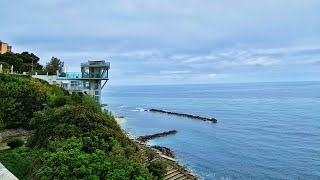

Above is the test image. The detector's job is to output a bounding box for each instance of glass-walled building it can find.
[33,60,110,102]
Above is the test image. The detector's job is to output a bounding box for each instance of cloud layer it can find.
[1,0,320,85]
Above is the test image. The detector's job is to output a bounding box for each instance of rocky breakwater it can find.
[136,130,177,142]
[134,131,198,179]
[148,109,218,123]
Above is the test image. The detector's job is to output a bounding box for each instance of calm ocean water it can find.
[102,82,320,180]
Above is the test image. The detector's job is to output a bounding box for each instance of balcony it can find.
[58,72,108,79]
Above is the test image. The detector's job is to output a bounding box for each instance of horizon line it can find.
[106,80,320,87]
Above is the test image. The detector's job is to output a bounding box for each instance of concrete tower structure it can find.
[33,60,110,103]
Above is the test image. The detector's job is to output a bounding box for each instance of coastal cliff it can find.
[0,74,168,180]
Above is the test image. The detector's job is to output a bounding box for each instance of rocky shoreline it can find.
[115,112,198,179]
[148,108,218,123]
[151,145,175,158]
[129,132,198,180]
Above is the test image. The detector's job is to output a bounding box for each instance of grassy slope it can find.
[0,147,47,180]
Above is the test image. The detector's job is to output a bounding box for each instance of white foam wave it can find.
[132,108,147,112]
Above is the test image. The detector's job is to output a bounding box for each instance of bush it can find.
[0,74,47,128]
[7,138,25,149]
[37,137,151,180]
[0,118,4,130]
[147,160,167,180]
[48,95,70,108]
[28,105,123,149]
[0,61,10,70]
[81,95,101,113]
[0,147,47,180]
[145,148,157,161]
[27,104,152,179]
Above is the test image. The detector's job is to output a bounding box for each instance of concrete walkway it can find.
[0,163,18,180]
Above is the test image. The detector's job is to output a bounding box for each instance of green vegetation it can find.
[37,137,151,180]
[7,138,24,149]
[147,160,167,180]
[0,52,63,75]
[0,74,167,179]
[45,56,64,75]
[0,52,43,73]
[0,147,47,180]
[0,75,47,128]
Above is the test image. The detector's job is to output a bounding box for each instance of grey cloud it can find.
[1,0,320,85]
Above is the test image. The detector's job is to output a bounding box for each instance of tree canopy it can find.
[0,75,47,128]
[0,52,43,73]
[45,57,64,75]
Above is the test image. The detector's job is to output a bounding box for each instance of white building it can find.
[33,60,110,102]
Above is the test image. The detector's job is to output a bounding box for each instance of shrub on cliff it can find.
[37,137,151,180]
[147,159,167,180]
[0,74,47,128]
[0,147,47,180]
[81,95,102,112]
[28,105,123,149]
[7,138,25,149]
[145,148,157,161]
[48,95,71,108]
[0,74,72,128]
[27,103,154,179]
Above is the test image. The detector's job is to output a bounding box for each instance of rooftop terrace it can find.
[81,61,110,69]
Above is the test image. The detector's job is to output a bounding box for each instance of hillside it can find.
[0,74,166,180]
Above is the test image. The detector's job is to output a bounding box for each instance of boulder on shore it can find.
[151,145,175,158]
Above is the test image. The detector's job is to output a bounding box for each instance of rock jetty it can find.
[137,130,177,142]
[148,109,218,123]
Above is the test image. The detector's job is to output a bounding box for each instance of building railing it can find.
[81,61,110,68]
[58,72,108,79]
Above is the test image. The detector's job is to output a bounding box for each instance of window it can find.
[70,81,82,90]
[61,83,68,89]
[84,81,90,89]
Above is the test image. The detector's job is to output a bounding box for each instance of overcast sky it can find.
[1,0,320,85]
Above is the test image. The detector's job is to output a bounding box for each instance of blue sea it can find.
[102,82,320,180]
